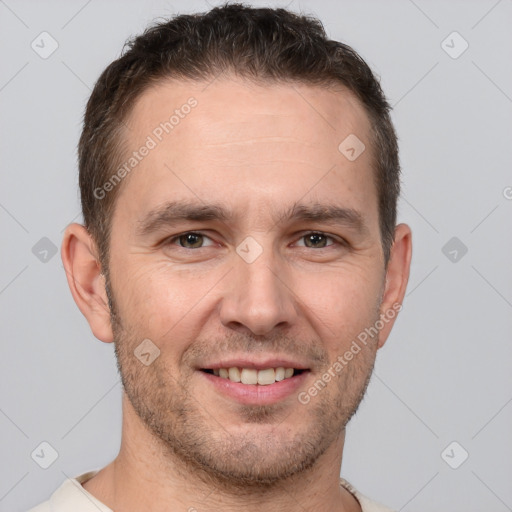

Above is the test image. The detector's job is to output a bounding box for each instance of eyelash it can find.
[165,231,345,249]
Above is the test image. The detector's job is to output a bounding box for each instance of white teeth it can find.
[213,367,298,385]
[240,368,258,385]
[228,367,241,382]
[257,368,275,385]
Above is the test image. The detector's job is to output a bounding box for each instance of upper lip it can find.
[198,357,310,371]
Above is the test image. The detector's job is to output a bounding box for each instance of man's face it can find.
[107,77,387,485]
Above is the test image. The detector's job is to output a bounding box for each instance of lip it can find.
[198,358,310,371]
[199,369,310,405]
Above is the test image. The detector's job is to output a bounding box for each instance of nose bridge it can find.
[219,239,296,335]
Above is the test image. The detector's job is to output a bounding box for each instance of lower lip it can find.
[199,370,310,405]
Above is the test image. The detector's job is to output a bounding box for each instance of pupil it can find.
[307,233,326,248]
[181,233,202,248]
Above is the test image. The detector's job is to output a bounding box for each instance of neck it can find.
[82,394,361,512]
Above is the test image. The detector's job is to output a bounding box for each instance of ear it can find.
[377,223,412,349]
[61,223,114,343]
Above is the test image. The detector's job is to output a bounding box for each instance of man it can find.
[29,3,412,511]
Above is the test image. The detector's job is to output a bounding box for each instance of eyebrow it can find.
[275,203,368,235]
[136,199,368,237]
[137,201,233,237]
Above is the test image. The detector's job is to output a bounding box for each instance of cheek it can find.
[294,266,381,345]
[112,260,217,348]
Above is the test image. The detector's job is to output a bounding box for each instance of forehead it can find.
[113,76,377,229]
[127,77,370,150]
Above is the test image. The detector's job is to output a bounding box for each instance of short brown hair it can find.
[79,2,400,268]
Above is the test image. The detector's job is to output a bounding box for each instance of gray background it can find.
[1,0,511,510]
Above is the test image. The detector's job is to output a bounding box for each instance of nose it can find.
[219,247,298,337]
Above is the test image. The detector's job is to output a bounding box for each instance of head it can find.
[63,3,411,488]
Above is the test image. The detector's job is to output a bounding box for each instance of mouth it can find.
[201,367,308,385]
[198,363,311,405]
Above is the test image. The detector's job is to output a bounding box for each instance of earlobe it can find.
[61,223,114,343]
[377,223,413,349]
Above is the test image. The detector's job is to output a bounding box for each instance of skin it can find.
[62,77,412,512]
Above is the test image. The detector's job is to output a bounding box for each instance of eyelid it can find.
[167,231,215,248]
[293,231,345,248]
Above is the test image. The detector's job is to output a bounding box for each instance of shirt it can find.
[27,470,394,512]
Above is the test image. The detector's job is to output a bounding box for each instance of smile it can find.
[202,367,306,385]
[199,365,311,405]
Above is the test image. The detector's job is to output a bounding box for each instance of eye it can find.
[170,232,215,249]
[296,232,335,249]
